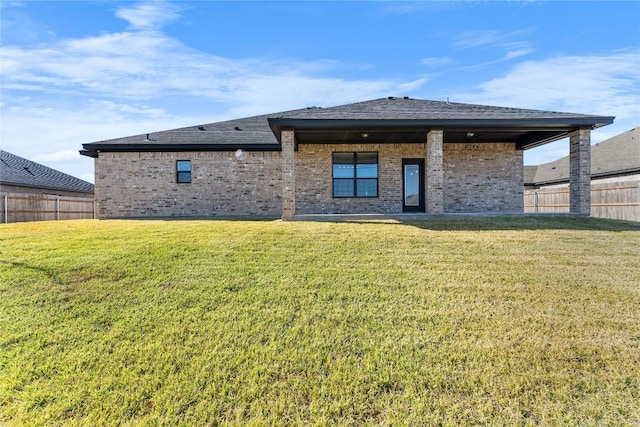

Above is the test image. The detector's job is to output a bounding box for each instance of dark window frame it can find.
[332,152,379,198]
[176,160,192,184]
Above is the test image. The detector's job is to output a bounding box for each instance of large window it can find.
[332,152,378,198]
[176,160,192,183]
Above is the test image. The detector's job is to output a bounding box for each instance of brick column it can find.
[569,127,591,215]
[94,156,101,219]
[426,129,444,214]
[281,129,296,220]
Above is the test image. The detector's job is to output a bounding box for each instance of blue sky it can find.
[1,1,639,183]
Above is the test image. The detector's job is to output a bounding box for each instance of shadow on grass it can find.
[339,216,640,232]
[90,215,640,232]
[0,259,65,285]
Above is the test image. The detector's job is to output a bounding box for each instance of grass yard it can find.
[1,217,639,426]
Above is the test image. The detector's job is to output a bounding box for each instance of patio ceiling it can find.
[287,125,579,150]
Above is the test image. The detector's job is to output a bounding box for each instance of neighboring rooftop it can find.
[525,126,640,186]
[0,150,94,194]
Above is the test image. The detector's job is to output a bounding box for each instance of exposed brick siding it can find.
[444,143,523,213]
[295,143,426,214]
[569,128,591,214]
[95,151,282,218]
[94,142,524,218]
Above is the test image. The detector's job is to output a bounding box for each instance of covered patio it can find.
[268,97,613,219]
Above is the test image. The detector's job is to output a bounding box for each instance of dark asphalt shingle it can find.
[271,97,606,120]
[0,150,94,194]
[81,97,614,155]
[525,126,640,185]
[84,108,312,148]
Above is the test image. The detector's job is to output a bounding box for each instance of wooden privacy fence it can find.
[1,193,94,223]
[525,180,640,222]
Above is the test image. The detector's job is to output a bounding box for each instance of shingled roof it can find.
[81,97,614,157]
[525,126,640,186]
[270,97,607,121]
[268,97,614,149]
[81,108,311,158]
[0,150,94,194]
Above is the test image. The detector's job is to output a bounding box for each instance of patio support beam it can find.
[281,128,296,220]
[569,127,591,215]
[426,129,444,214]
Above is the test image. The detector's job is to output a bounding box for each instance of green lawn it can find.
[1,217,639,426]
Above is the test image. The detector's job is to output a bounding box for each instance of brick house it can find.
[80,97,613,219]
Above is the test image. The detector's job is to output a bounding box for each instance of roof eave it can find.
[268,117,614,148]
[0,180,94,194]
[529,167,640,187]
[79,149,98,158]
[80,143,283,157]
[269,116,614,129]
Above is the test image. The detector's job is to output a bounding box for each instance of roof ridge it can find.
[272,97,612,120]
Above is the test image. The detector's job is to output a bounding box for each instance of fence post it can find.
[534,191,539,213]
[3,194,7,224]
[56,195,60,220]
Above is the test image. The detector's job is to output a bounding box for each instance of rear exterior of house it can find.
[81,97,613,219]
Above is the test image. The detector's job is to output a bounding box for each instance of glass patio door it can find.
[402,159,425,212]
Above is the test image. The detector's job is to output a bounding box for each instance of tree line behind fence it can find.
[1,193,94,223]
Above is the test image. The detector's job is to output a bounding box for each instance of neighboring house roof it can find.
[81,97,614,157]
[0,150,94,194]
[525,126,640,186]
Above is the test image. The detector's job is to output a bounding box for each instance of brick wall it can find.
[444,143,523,213]
[296,142,522,215]
[94,142,523,218]
[95,151,282,218]
[295,143,427,214]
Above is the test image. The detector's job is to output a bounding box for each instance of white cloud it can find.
[1,26,421,110]
[92,100,168,117]
[420,57,455,67]
[455,50,640,164]
[115,1,182,30]
[452,28,534,50]
[459,51,640,118]
[458,48,536,70]
[504,48,535,60]
[33,150,82,163]
[449,29,536,70]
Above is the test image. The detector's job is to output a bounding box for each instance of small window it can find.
[332,152,378,198]
[176,160,192,183]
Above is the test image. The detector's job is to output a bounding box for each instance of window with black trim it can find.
[176,160,192,183]
[332,152,378,197]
